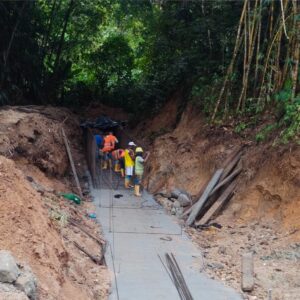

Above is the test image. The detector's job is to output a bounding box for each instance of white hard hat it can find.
[128,141,136,146]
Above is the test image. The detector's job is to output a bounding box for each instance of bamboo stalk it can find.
[291,0,299,99]
[237,0,259,112]
[257,13,293,108]
[280,0,289,39]
[270,0,274,38]
[254,0,262,90]
[211,0,247,122]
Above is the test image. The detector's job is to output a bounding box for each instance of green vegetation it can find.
[0,0,299,141]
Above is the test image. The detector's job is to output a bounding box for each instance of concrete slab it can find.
[92,186,242,300]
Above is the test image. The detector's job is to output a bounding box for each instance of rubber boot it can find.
[102,161,107,170]
[134,185,141,197]
[108,159,112,169]
[120,169,125,178]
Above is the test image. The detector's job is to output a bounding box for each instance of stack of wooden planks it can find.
[185,148,243,227]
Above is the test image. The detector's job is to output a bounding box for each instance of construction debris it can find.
[186,169,223,226]
[180,149,244,226]
[195,180,238,226]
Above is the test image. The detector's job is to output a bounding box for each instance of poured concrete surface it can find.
[93,184,242,300]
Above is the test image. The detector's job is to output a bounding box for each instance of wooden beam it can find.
[61,127,83,198]
[196,180,237,226]
[186,169,223,226]
[219,150,242,181]
[209,166,242,197]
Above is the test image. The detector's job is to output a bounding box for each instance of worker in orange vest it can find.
[101,131,118,169]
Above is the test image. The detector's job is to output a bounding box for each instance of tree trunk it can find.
[52,0,74,74]
[3,2,26,67]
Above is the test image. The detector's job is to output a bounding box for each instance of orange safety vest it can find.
[102,134,117,152]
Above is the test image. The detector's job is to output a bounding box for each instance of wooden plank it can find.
[219,150,242,181]
[241,252,254,292]
[208,166,242,197]
[186,169,223,226]
[196,180,237,226]
[183,166,241,220]
[61,127,83,198]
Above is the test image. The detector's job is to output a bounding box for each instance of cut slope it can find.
[141,103,300,299]
[0,106,82,176]
[0,106,109,299]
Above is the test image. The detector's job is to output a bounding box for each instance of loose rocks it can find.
[0,251,20,283]
[0,252,36,300]
[0,283,29,300]
[15,265,37,300]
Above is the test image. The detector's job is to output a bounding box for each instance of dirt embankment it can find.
[138,102,300,299]
[0,106,82,176]
[0,107,109,299]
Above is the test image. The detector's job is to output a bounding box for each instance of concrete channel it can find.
[92,170,242,300]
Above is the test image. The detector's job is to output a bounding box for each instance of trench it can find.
[83,126,242,300]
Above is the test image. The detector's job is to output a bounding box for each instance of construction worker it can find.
[124,141,136,188]
[111,148,125,176]
[134,147,150,197]
[101,131,118,169]
[94,133,103,159]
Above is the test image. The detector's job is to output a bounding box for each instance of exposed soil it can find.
[138,102,300,299]
[0,107,109,299]
[0,106,82,176]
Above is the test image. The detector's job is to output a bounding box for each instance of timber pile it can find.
[185,148,243,227]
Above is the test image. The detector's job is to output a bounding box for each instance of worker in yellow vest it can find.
[134,147,150,197]
[124,141,136,188]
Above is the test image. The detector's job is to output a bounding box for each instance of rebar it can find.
[159,252,194,300]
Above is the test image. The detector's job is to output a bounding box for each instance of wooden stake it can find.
[61,127,83,198]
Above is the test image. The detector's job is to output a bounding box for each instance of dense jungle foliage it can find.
[0,0,299,141]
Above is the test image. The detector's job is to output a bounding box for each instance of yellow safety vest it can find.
[124,149,134,167]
